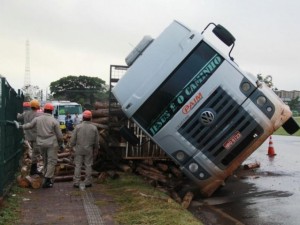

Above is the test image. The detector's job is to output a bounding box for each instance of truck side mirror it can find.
[202,23,236,61]
[212,24,235,47]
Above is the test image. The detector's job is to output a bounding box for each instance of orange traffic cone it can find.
[267,136,276,157]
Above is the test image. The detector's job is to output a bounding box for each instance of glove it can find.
[14,120,21,129]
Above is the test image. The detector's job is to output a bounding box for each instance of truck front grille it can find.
[178,87,263,169]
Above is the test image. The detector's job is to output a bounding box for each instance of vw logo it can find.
[200,110,215,125]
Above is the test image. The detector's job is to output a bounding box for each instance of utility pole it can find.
[24,40,31,87]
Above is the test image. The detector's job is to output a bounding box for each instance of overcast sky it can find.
[1,0,299,92]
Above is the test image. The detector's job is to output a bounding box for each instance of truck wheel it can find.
[119,126,139,145]
[282,117,300,135]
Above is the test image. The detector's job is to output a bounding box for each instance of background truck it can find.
[111,20,300,197]
[51,101,83,131]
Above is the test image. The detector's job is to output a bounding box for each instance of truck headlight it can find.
[189,163,199,173]
[266,106,273,112]
[176,151,186,161]
[241,82,251,92]
[256,96,267,106]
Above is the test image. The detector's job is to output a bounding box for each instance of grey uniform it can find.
[17,110,42,163]
[70,121,99,186]
[22,113,63,179]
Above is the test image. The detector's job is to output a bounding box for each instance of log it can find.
[54,175,75,182]
[58,163,75,170]
[94,101,109,110]
[22,158,32,167]
[243,162,260,170]
[91,109,109,118]
[21,165,29,177]
[55,163,74,175]
[170,191,182,204]
[24,140,32,150]
[141,159,154,166]
[181,191,194,209]
[91,108,123,118]
[91,117,109,124]
[17,175,30,188]
[138,163,162,175]
[25,175,42,189]
[117,163,132,173]
[170,166,183,178]
[57,152,71,158]
[139,192,169,201]
[62,158,73,164]
[92,123,109,130]
[136,167,168,183]
[156,163,169,172]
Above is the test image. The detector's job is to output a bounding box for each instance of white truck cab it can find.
[112,20,299,197]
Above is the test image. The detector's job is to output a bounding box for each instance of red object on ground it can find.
[267,136,276,157]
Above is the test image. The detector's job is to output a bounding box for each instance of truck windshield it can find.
[58,105,82,115]
[133,41,224,136]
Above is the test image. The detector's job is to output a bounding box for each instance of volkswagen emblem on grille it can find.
[200,110,215,126]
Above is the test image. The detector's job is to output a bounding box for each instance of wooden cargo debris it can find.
[17,175,30,188]
[181,191,194,209]
[136,167,168,184]
[243,161,260,170]
[25,175,42,189]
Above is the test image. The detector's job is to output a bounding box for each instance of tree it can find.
[287,96,299,111]
[50,75,108,104]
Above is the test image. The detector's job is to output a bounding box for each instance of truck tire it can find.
[282,117,300,135]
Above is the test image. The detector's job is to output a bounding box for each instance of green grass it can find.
[101,173,203,225]
[273,117,300,136]
[0,185,24,225]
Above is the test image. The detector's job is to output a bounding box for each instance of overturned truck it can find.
[111,21,300,197]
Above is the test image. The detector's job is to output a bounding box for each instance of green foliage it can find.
[287,96,299,111]
[49,75,108,104]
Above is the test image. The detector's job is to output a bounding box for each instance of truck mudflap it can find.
[282,117,300,134]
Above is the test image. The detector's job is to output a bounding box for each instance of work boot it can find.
[30,163,40,175]
[42,178,53,188]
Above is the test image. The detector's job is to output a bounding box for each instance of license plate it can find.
[223,131,242,150]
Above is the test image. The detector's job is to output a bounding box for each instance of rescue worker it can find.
[17,99,42,175]
[65,112,74,132]
[70,110,99,188]
[15,103,63,188]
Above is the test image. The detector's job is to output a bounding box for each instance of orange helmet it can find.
[23,102,30,107]
[83,110,92,119]
[44,103,54,111]
[30,99,40,109]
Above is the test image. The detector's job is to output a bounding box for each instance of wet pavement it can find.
[190,135,300,225]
